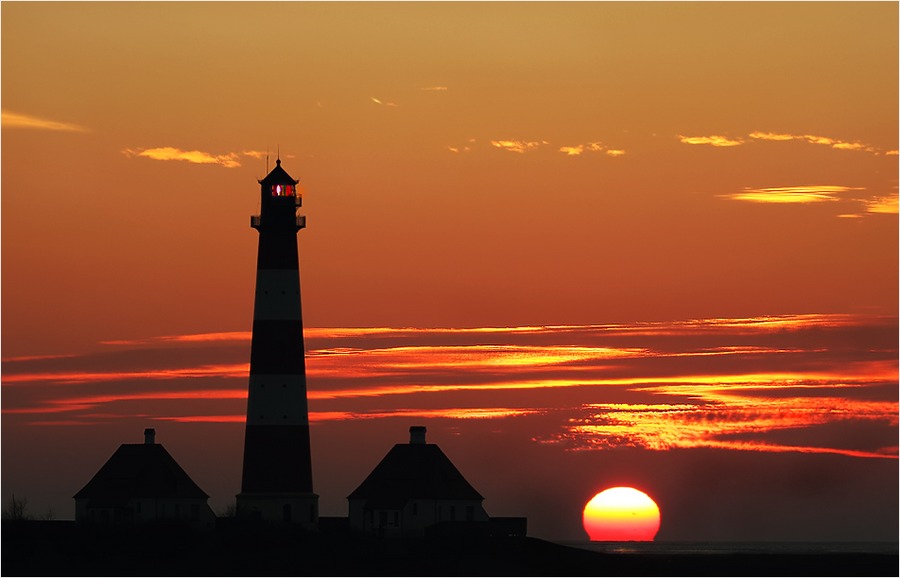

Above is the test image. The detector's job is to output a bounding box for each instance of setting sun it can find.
[583,487,661,541]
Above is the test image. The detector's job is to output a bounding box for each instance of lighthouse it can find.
[236,159,318,528]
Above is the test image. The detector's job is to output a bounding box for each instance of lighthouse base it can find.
[236,492,319,529]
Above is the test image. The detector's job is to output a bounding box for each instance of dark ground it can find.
[2,520,896,577]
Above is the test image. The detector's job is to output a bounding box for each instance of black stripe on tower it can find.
[241,425,313,493]
[249,319,307,375]
[256,231,300,270]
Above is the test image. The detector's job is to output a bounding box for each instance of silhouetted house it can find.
[73,428,215,527]
[348,426,489,537]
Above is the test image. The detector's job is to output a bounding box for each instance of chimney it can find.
[409,426,426,445]
[144,428,156,445]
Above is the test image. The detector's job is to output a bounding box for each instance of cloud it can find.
[832,142,872,151]
[746,132,796,142]
[122,147,241,168]
[679,135,743,147]
[802,135,834,146]
[680,131,885,155]
[1,353,77,363]
[153,407,539,424]
[5,312,895,392]
[2,363,249,385]
[559,145,584,156]
[557,390,897,459]
[748,131,879,154]
[5,314,895,463]
[491,139,547,153]
[1,110,88,132]
[722,185,863,204]
[241,150,268,160]
[370,97,398,107]
[420,86,448,91]
[864,194,899,214]
[99,331,251,346]
[452,139,622,157]
[447,139,475,154]
[559,142,626,157]
[313,407,537,422]
[722,185,897,216]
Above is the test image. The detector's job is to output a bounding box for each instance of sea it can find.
[562,541,899,556]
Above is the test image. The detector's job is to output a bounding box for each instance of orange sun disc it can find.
[583,486,661,541]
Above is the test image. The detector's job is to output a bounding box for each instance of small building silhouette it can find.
[347,426,490,537]
[73,428,215,527]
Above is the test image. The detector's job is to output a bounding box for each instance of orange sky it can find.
[1,3,897,541]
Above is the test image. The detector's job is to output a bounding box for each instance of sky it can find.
[1,2,897,542]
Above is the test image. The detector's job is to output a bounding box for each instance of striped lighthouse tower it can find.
[236,158,318,528]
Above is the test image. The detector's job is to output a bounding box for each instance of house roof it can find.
[258,158,299,186]
[347,443,484,507]
[73,443,209,507]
